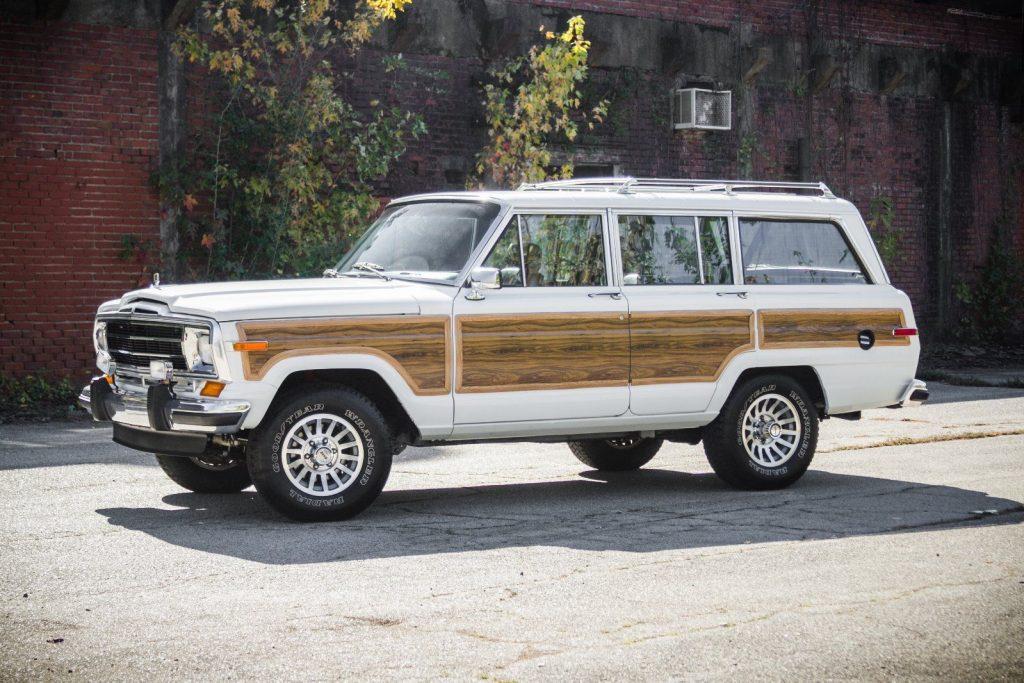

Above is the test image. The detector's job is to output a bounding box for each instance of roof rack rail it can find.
[517,176,835,198]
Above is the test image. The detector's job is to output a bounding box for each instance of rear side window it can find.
[739,219,869,285]
[619,215,700,285]
[618,214,733,285]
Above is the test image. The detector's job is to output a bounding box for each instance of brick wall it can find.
[519,0,1022,55]
[0,21,160,380]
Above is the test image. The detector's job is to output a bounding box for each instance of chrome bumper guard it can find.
[898,379,930,407]
[79,379,249,435]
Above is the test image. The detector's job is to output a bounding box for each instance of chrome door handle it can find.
[716,291,749,299]
[588,291,623,300]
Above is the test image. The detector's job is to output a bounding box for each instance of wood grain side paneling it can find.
[758,308,910,349]
[630,311,755,384]
[456,313,630,393]
[237,316,450,395]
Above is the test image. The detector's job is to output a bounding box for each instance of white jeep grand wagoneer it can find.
[81,178,928,521]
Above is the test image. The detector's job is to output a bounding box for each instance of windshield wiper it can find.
[349,261,391,281]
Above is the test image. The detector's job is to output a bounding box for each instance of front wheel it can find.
[568,436,663,471]
[702,374,818,490]
[247,388,394,522]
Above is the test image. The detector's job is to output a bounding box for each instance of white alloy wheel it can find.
[741,393,802,468]
[281,413,365,497]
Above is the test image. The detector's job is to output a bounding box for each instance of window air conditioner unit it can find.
[671,88,732,130]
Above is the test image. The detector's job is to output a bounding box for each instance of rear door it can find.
[614,210,756,415]
[452,211,630,424]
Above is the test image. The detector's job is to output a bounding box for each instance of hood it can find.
[113,277,450,322]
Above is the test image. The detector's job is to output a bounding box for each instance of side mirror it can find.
[469,267,501,289]
[465,267,501,300]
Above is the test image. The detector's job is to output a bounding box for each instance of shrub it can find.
[475,16,606,188]
[164,0,424,280]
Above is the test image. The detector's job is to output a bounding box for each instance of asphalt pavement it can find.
[1,382,1023,680]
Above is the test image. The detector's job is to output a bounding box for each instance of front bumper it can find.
[79,378,250,435]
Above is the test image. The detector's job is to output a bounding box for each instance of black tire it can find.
[155,454,251,493]
[247,388,393,522]
[568,436,663,471]
[703,374,818,490]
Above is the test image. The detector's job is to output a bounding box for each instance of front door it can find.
[453,211,630,424]
[613,210,756,415]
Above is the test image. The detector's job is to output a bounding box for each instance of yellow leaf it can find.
[226,7,241,31]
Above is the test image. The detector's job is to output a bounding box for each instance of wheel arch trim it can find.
[240,352,452,437]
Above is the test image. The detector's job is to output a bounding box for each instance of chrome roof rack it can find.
[517,176,835,198]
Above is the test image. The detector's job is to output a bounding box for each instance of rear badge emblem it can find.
[858,329,875,350]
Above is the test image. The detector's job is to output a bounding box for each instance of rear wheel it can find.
[155,454,251,493]
[569,436,663,471]
[247,388,393,522]
[703,374,818,489]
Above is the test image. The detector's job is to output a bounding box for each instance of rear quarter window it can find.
[738,218,870,285]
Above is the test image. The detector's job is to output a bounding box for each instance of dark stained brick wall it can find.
[0,21,160,379]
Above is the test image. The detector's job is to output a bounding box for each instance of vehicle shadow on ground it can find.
[96,468,1024,565]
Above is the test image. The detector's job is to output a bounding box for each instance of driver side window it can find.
[482,214,607,287]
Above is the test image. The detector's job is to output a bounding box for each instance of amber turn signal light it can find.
[200,381,226,397]
[233,341,270,352]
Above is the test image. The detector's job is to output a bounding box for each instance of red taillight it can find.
[892,327,918,337]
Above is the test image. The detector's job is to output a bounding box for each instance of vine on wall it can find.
[474,16,607,188]
[161,0,424,280]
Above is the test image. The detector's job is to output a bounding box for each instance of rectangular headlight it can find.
[93,320,107,352]
[182,326,215,372]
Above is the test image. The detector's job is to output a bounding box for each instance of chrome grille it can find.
[105,318,188,372]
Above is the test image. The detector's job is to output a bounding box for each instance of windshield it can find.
[336,201,502,284]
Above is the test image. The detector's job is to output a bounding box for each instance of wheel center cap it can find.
[768,423,782,439]
[312,447,334,467]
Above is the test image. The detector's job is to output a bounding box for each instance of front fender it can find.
[234,352,453,438]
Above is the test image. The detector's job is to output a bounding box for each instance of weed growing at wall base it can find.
[0,375,82,422]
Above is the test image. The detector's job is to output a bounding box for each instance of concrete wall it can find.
[1,0,1022,380]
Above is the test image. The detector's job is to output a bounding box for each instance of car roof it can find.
[391,186,859,216]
